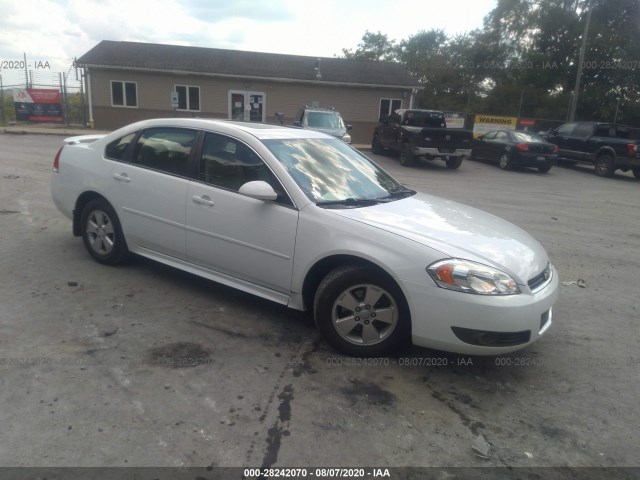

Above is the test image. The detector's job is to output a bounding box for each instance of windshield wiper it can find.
[316,197,381,208]
[375,189,416,202]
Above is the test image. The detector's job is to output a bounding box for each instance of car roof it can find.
[395,109,444,115]
[108,118,332,141]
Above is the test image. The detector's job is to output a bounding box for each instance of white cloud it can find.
[0,0,496,88]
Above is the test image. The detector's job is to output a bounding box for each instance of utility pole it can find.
[24,53,29,88]
[569,2,593,121]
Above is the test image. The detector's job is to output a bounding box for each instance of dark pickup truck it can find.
[544,122,640,178]
[371,109,473,169]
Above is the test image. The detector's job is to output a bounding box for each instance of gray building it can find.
[76,40,422,143]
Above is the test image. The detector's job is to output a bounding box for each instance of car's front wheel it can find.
[314,265,411,357]
[372,135,384,155]
[400,143,415,167]
[81,199,129,265]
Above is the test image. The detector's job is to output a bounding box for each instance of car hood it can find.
[330,193,549,284]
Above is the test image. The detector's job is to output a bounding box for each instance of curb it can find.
[2,127,108,137]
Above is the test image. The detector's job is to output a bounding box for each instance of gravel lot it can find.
[0,133,638,474]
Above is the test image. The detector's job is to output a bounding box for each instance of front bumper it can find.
[402,265,559,355]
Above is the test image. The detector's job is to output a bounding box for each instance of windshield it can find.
[305,112,345,130]
[263,138,412,206]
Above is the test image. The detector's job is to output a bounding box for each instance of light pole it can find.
[569,1,593,121]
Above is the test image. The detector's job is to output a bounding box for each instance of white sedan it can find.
[51,118,558,357]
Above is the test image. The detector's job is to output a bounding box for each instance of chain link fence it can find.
[1,76,86,127]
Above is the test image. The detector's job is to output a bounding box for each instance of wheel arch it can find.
[73,191,111,236]
[301,254,408,315]
[594,146,616,161]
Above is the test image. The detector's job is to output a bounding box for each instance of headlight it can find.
[427,259,521,295]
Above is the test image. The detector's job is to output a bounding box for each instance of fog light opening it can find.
[477,332,499,346]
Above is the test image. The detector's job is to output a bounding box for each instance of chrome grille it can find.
[528,263,552,293]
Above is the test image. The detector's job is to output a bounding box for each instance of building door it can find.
[229,91,265,122]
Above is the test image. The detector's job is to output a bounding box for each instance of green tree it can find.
[340,31,397,61]
[340,0,640,124]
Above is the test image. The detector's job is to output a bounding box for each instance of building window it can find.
[379,98,402,122]
[111,81,137,107]
[176,85,200,111]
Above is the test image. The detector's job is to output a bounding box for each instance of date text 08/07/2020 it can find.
[243,468,391,478]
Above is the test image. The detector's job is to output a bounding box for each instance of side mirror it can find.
[238,181,278,202]
[346,124,352,131]
[293,121,302,127]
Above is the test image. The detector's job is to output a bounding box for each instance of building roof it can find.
[76,40,421,88]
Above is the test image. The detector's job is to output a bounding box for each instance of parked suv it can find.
[544,122,640,178]
[294,106,352,144]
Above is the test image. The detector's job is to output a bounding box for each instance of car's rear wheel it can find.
[498,152,512,170]
[594,154,615,177]
[446,157,463,169]
[314,265,410,357]
[81,199,128,265]
[632,167,640,179]
[400,143,415,167]
[538,164,552,173]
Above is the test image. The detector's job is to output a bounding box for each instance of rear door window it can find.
[105,133,136,161]
[132,128,197,177]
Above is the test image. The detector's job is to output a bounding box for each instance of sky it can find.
[0,0,496,89]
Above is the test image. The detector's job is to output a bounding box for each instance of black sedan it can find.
[471,130,558,173]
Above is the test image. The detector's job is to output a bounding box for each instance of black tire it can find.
[538,164,552,173]
[446,157,463,169]
[400,142,415,167]
[372,135,384,155]
[632,167,640,179]
[498,152,512,170]
[594,154,615,177]
[314,265,411,357]
[80,199,129,265]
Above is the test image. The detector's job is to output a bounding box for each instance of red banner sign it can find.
[13,88,63,123]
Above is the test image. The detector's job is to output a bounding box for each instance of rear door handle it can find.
[113,173,130,183]
[192,195,215,207]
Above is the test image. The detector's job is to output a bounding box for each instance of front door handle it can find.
[113,173,130,183]
[192,195,215,207]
